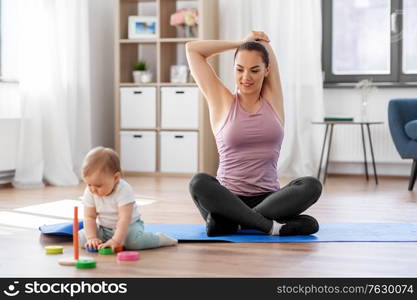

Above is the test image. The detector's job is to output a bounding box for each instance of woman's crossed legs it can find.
[189,173,322,236]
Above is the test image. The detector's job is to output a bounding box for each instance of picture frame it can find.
[128,16,157,39]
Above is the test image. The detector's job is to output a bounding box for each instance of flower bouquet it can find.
[170,8,198,38]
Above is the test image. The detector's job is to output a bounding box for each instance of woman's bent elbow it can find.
[185,41,195,52]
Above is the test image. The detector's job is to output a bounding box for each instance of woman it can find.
[186,31,322,236]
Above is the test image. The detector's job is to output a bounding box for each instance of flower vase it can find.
[184,26,194,38]
[360,95,368,122]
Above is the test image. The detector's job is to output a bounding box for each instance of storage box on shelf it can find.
[120,131,156,172]
[160,131,198,173]
[161,87,199,129]
[120,87,156,129]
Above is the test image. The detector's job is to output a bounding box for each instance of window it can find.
[322,0,417,85]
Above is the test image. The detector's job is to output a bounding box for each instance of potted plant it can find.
[132,60,152,83]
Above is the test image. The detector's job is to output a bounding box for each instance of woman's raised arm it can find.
[258,40,285,124]
[185,40,240,118]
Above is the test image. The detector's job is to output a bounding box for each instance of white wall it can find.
[88,0,116,148]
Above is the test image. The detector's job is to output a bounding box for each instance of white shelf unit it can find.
[115,0,219,176]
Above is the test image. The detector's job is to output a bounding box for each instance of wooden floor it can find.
[0,175,416,277]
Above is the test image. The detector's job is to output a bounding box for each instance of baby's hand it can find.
[85,237,102,250]
[98,238,121,250]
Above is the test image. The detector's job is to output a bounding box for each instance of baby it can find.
[78,146,177,250]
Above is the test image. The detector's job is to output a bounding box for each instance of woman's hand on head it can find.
[243,30,270,43]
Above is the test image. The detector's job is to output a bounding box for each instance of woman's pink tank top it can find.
[215,93,284,196]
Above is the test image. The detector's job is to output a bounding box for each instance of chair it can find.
[388,99,417,190]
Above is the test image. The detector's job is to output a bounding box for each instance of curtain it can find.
[0,0,20,119]
[218,0,324,178]
[13,0,91,188]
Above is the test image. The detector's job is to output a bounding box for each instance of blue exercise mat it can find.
[144,223,417,242]
[39,221,84,236]
[39,222,417,242]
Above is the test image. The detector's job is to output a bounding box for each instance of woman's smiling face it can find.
[234,50,269,94]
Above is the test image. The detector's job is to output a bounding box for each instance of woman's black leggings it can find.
[189,173,322,234]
